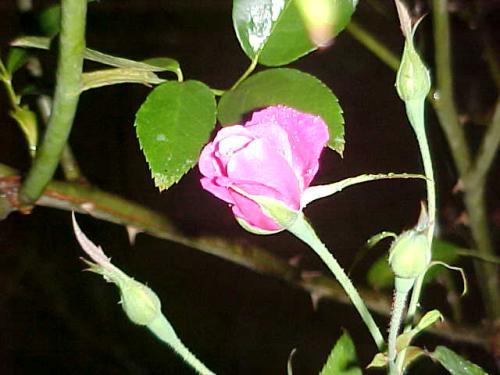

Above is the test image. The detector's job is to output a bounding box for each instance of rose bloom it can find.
[199,105,329,232]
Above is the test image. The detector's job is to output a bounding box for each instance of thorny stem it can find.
[148,316,215,375]
[388,279,412,375]
[0,162,491,347]
[18,0,87,206]
[288,213,385,350]
[396,99,435,373]
[37,95,86,182]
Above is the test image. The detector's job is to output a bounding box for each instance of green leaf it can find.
[232,0,356,66]
[396,310,444,351]
[218,68,344,154]
[5,48,30,75]
[367,238,462,290]
[319,331,362,375]
[367,352,387,369]
[135,80,216,190]
[431,346,489,375]
[415,309,444,331]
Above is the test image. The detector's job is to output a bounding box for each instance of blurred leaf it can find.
[218,68,344,154]
[6,48,30,75]
[11,36,182,77]
[81,68,164,91]
[287,348,297,375]
[38,5,61,37]
[233,0,356,66]
[366,255,393,290]
[10,36,50,50]
[431,346,489,375]
[367,238,462,290]
[319,331,362,375]
[135,81,216,190]
[10,105,38,157]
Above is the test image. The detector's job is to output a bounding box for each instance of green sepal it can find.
[230,185,300,231]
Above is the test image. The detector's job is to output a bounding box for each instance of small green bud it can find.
[396,41,431,102]
[389,230,431,279]
[119,279,162,326]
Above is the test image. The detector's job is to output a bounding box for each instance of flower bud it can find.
[119,278,162,326]
[396,41,431,102]
[389,230,431,279]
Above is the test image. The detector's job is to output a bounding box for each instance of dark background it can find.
[0,0,498,374]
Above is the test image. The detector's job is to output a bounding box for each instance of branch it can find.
[431,0,471,176]
[0,162,493,348]
[432,0,499,320]
[466,101,500,186]
[18,0,88,206]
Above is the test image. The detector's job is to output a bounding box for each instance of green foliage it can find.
[319,331,362,375]
[218,68,344,154]
[135,81,216,190]
[367,238,461,290]
[38,5,61,37]
[232,0,356,66]
[431,346,489,375]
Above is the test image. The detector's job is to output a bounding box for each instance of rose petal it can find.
[246,106,329,188]
[244,121,293,166]
[200,177,234,204]
[199,125,253,178]
[199,142,219,178]
[227,139,301,209]
[229,192,281,231]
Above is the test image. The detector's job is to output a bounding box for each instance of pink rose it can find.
[199,105,329,232]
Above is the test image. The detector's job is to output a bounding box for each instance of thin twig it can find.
[346,21,400,71]
[432,0,499,320]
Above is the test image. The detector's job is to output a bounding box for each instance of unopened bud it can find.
[120,279,161,326]
[396,41,431,102]
[389,230,430,279]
